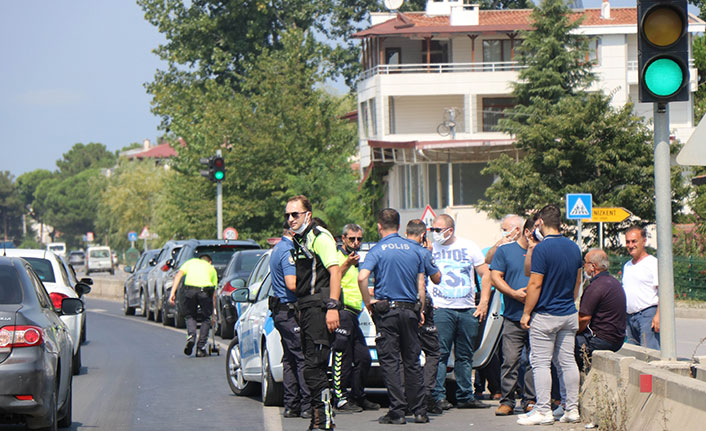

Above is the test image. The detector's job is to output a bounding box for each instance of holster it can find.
[372,299,390,315]
[268,296,280,312]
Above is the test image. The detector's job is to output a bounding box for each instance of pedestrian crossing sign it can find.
[565,193,592,220]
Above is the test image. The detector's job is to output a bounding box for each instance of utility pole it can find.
[216,149,223,240]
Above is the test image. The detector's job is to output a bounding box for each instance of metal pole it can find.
[577,220,583,250]
[599,222,604,249]
[216,149,223,240]
[653,103,676,360]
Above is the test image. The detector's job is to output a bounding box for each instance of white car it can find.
[2,248,90,375]
[58,254,91,344]
[225,246,504,406]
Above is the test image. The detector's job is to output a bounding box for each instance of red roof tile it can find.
[125,142,177,160]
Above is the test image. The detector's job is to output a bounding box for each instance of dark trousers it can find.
[575,330,624,372]
[332,308,371,405]
[374,308,425,418]
[474,346,501,396]
[418,324,440,404]
[273,307,311,412]
[499,319,536,409]
[299,305,334,429]
[183,287,214,350]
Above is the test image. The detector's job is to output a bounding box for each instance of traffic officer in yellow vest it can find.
[169,254,218,357]
[331,224,380,414]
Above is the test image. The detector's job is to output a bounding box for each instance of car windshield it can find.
[241,252,265,273]
[22,258,56,283]
[90,249,110,258]
[49,245,64,252]
[0,266,22,304]
[70,252,84,259]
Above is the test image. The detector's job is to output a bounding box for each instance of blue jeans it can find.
[432,307,479,403]
[626,305,660,350]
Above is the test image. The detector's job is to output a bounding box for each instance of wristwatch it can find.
[326,298,340,310]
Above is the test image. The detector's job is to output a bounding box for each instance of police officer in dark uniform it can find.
[358,208,428,425]
[404,219,443,415]
[269,222,311,419]
[286,195,341,431]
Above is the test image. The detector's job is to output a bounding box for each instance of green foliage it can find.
[18,236,42,249]
[693,34,706,122]
[55,143,116,178]
[0,171,23,243]
[16,169,54,214]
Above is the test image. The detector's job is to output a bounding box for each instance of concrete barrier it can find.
[87,277,123,301]
[581,344,706,430]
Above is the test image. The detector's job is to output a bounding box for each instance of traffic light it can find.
[199,157,214,182]
[212,156,225,182]
[638,0,690,103]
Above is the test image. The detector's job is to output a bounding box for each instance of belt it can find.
[274,302,297,313]
[389,301,417,310]
[343,305,362,315]
[185,285,214,290]
[629,304,657,315]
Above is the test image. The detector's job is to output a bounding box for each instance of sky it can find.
[0,0,655,179]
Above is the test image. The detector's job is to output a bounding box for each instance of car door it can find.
[241,274,272,376]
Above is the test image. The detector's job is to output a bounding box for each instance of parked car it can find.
[215,249,267,339]
[57,255,92,344]
[164,239,260,328]
[0,256,83,430]
[86,246,114,275]
[46,242,67,257]
[67,250,85,269]
[225,247,504,407]
[1,249,91,376]
[145,241,186,322]
[123,249,159,317]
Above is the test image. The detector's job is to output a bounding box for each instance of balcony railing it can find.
[359,61,526,80]
[627,59,696,71]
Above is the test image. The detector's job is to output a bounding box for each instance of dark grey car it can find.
[0,256,83,430]
[123,249,159,317]
[145,241,186,322]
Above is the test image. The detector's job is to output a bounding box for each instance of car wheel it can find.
[220,311,234,339]
[139,290,148,318]
[72,346,81,376]
[175,309,186,328]
[155,299,163,323]
[161,299,172,326]
[124,290,135,316]
[58,378,72,428]
[261,344,284,406]
[226,338,256,396]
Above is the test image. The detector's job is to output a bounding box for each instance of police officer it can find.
[404,219,442,415]
[169,254,217,357]
[286,195,341,431]
[332,224,379,413]
[269,222,311,419]
[358,208,428,425]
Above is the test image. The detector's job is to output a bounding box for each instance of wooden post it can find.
[468,34,479,70]
[426,37,432,72]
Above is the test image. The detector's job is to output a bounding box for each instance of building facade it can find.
[354,0,705,246]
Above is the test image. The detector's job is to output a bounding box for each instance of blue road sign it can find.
[128,231,138,242]
[566,193,592,220]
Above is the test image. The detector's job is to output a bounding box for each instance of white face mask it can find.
[432,229,450,245]
[501,230,511,238]
[533,227,544,242]
[292,214,310,235]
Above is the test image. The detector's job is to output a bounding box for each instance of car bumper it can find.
[0,347,54,421]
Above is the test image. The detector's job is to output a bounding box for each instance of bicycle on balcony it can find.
[437,107,460,138]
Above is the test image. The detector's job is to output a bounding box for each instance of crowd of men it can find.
[267,195,660,430]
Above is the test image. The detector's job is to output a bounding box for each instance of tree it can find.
[0,172,23,244]
[692,34,706,122]
[55,143,116,178]
[478,0,688,248]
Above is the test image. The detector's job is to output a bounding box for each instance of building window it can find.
[400,165,424,209]
[452,163,494,206]
[386,48,401,64]
[482,97,515,132]
[483,39,512,63]
[360,101,369,138]
[422,40,449,63]
[369,98,378,136]
[428,164,449,209]
[587,37,601,65]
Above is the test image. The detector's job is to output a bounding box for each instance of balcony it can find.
[359,61,526,81]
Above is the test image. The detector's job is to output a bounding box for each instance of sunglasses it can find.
[284,211,306,220]
[346,236,363,242]
[428,227,448,233]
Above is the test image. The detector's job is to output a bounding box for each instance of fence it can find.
[608,255,706,301]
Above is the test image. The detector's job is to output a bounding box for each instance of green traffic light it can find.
[214,171,224,181]
[644,58,684,97]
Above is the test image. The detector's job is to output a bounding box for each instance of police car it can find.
[224,243,503,406]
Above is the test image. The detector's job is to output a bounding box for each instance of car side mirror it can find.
[80,277,93,286]
[61,298,84,315]
[124,266,133,273]
[230,287,250,303]
[75,282,91,296]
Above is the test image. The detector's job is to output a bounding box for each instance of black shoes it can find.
[195,348,208,357]
[437,399,454,410]
[358,398,381,411]
[283,408,300,418]
[414,414,430,423]
[300,409,313,419]
[184,335,195,356]
[378,412,406,425]
[427,401,443,416]
[456,399,491,409]
[335,400,362,413]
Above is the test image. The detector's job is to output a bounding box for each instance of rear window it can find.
[70,252,84,258]
[194,245,257,268]
[0,266,22,304]
[90,249,110,258]
[49,245,65,252]
[23,258,56,283]
[241,252,266,273]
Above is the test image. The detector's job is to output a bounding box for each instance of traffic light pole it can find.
[653,103,676,361]
[216,149,223,240]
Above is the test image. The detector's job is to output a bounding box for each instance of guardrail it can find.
[359,61,525,80]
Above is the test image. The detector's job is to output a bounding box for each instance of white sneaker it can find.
[517,410,555,426]
[559,408,580,423]
[552,404,565,419]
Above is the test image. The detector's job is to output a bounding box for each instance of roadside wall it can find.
[89,277,123,300]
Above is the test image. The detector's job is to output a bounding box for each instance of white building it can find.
[353,0,705,247]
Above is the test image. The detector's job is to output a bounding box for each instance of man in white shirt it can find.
[428,214,491,410]
[622,226,660,350]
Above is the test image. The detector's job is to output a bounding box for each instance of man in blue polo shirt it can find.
[518,204,582,426]
[358,208,428,425]
[269,222,311,419]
